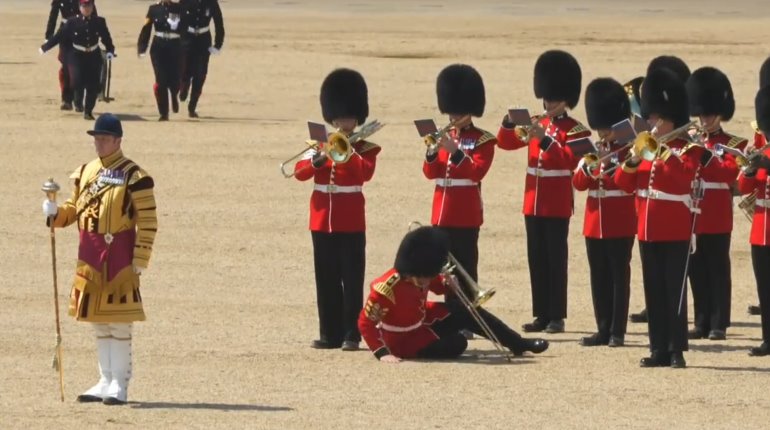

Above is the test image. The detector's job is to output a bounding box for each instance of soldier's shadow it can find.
[689,365,770,373]
[414,350,539,365]
[688,343,757,353]
[129,401,293,412]
[109,113,148,122]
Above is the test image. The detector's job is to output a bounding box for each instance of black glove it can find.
[759,155,770,170]
[539,136,553,152]
[700,150,713,167]
[501,114,514,129]
[311,152,327,168]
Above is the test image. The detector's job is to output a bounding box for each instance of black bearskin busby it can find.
[641,68,690,128]
[585,78,631,130]
[394,226,450,278]
[760,56,770,89]
[686,67,735,121]
[436,64,485,117]
[533,50,582,108]
[755,86,770,135]
[320,68,369,125]
[646,55,691,82]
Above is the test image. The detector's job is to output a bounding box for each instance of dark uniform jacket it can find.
[183,0,225,49]
[42,14,114,55]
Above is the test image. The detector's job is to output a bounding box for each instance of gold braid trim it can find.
[357,141,380,154]
[567,123,589,136]
[372,272,400,304]
[726,135,748,149]
[475,130,497,147]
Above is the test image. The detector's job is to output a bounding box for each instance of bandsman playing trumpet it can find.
[684,67,747,341]
[737,87,770,356]
[573,78,637,347]
[358,226,548,363]
[422,64,496,305]
[497,50,592,334]
[615,68,705,368]
[293,68,381,351]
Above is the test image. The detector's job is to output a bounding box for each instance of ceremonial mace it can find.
[42,178,65,402]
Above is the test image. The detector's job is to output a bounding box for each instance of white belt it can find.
[60,18,68,24]
[154,32,181,40]
[757,199,770,208]
[435,178,478,187]
[637,188,691,203]
[380,320,423,333]
[188,26,210,34]
[313,184,362,194]
[73,43,99,52]
[526,167,572,178]
[699,181,730,190]
[588,189,631,198]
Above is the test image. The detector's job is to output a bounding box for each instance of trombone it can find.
[280,120,383,178]
[422,115,470,152]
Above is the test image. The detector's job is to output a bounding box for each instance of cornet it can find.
[422,115,470,152]
[513,112,548,143]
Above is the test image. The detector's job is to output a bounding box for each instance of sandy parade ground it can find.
[2,0,770,428]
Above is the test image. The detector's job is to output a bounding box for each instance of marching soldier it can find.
[497,50,592,334]
[138,0,188,121]
[41,0,113,120]
[293,69,380,351]
[737,86,770,356]
[41,113,158,404]
[629,55,692,324]
[422,64,496,307]
[615,68,704,368]
[180,0,225,118]
[684,67,746,341]
[358,226,548,363]
[573,78,637,347]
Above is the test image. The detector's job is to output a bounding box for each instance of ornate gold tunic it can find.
[52,150,157,323]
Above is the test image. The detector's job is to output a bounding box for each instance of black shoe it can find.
[749,342,770,357]
[60,101,73,111]
[708,329,726,341]
[84,112,95,120]
[579,333,609,347]
[608,336,625,347]
[670,352,686,369]
[688,327,708,340]
[102,397,127,406]
[640,351,668,368]
[341,340,359,351]
[748,305,761,316]
[159,114,169,122]
[171,96,179,113]
[512,338,549,356]
[179,87,188,102]
[522,318,548,333]
[311,339,342,349]
[74,105,84,113]
[76,394,102,403]
[544,319,565,334]
[188,110,199,118]
[629,309,648,323]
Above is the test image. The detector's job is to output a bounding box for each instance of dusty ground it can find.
[2,0,770,428]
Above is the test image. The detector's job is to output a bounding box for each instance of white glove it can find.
[39,47,45,55]
[133,265,144,275]
[138,52,146,59]
[167,17,180,30]
[208,46,220,55]
[42,200,58,217]
[106,52,115,60]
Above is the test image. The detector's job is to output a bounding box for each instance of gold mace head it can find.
[41,177,60,201]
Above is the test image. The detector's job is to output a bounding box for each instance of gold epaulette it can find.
[726,134,748,149]
[567,123,589,136]
[357,141,380,154]
[659,146,674,162]
[751,120,760,133]
[372,272,400,303]
[475,130,496,147]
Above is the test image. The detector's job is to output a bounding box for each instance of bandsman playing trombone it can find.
[497,50,592,334]
[684,67,747,341]
[737,86,770,356]
[573,78,637,347]
[293,68,381,351]
[614,68,705,368]
[358,226,548,363]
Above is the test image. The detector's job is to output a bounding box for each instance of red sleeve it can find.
[357,146,380,182]
[496,126,527,150]
[572,160,593,191]
[423,154,444,179]
[544,128,591,170]
[660,147,701,179]
[293,151,330,181]
[614,163,639,193]
[737,170,758,194]
[428,276,447,295]
[702,155,739,183]
[448,140,495,182]
[358,290,391,358]
[755,132,765,150]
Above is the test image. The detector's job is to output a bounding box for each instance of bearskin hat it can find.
[760,56,770,88]
[646,55,691,82]
[533,50,582,108]
[436,64,485,117]
[641,68,690,128]
[755,86,770,135]
[686,67,735,121]
[584,78,630,130]
[394,226,450,278]
[320,68,368,125]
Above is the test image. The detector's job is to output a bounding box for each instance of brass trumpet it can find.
[738,190,757,222]
[280,120,383,178]
[513,112,548,143]
[423,115,470,152]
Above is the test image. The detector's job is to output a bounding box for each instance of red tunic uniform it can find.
[497,114,592,218]
[294,140,380,232]
[754,130,767,151]
[692,130,746,235]
[738,164,770,246]
[358,269,451,358]
[572,154,637,239]
[422,125,495,227]
[615,138,702,242]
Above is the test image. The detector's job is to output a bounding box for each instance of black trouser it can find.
[639,241,690,354]
[585,237,634,339]
[435,226,479,306]
[58,45,73,103]
[311,231,365,344]
[417,300,528,358]
[751,246,770,342]
[181,33,212,113]
[68,49,103,114]
[688,233,732,332]
[150,39,183,116]
[525,216,569,321]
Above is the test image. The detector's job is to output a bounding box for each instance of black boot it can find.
[670,352,686,368]
[749,342,770,357]
[629,308,648,323]
[688,327,708,339]
[188,92,200,118]
[544,319,565,334]
[640,350,669,367]
[60,101,73,111]
[522,318,549,332]
[580,332,609,347]
[171,90,179,113]
[511,338,548,356]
